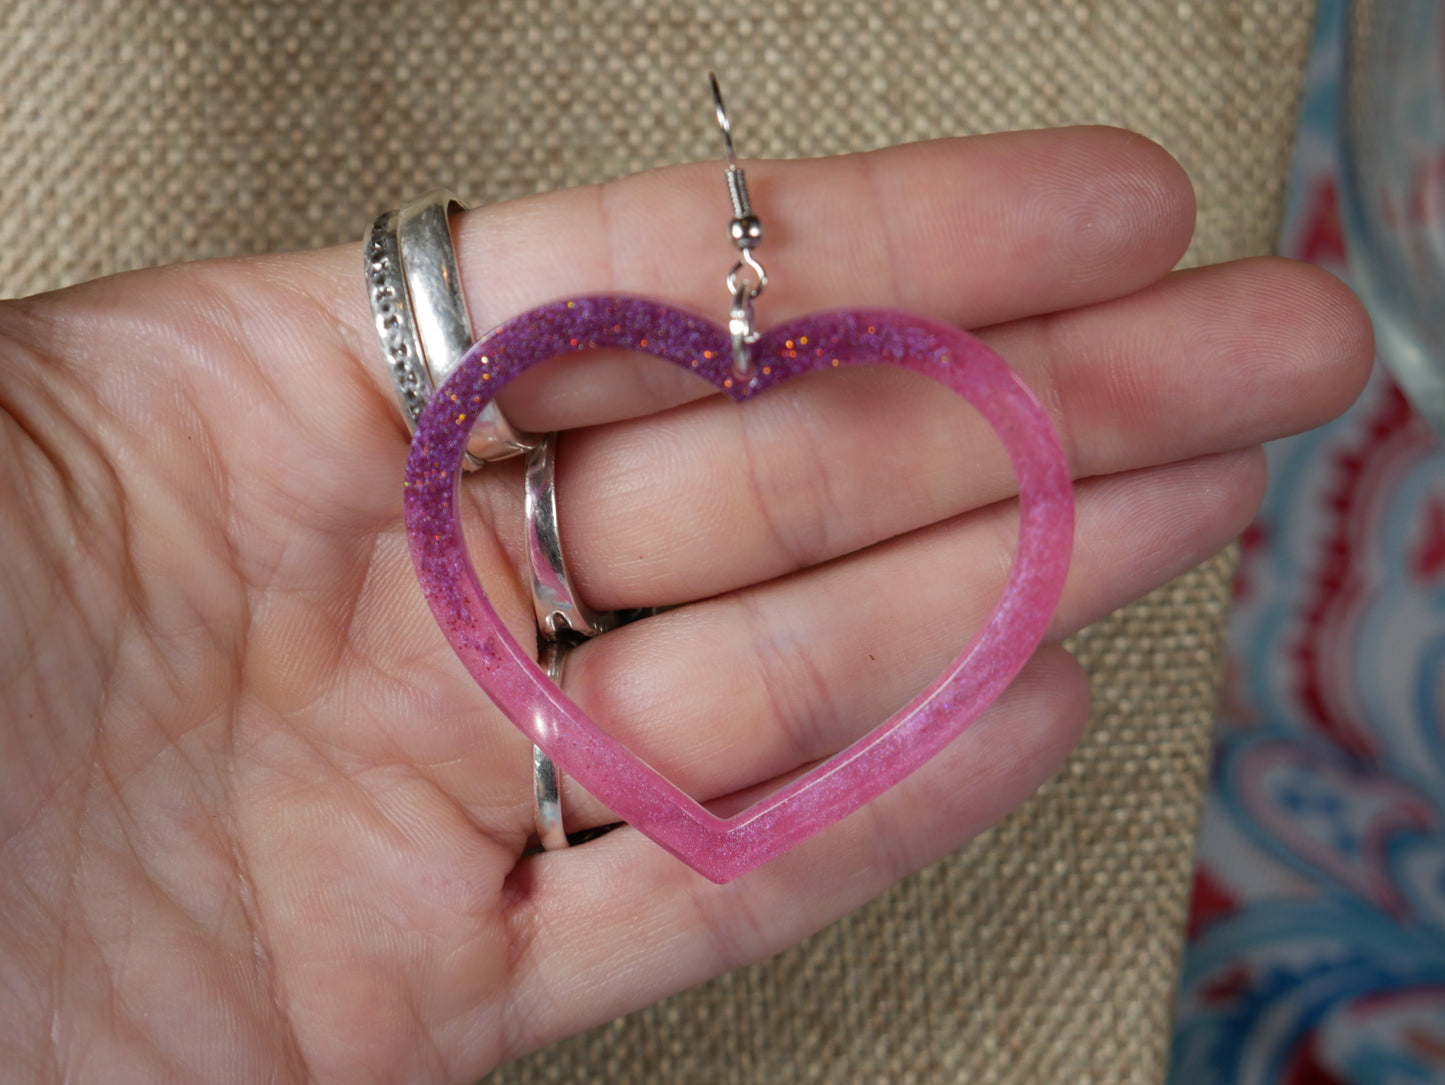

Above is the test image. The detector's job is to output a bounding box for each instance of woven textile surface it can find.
[0,1,1313,1081]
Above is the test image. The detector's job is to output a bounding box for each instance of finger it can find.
[548,446,1261,833]
[554,256,1367,610]
[480,127,1194,431]
[497,645,1089,1060]
[463,126,1192,332]
[300,127,1194,435]
[982,255,1373,473]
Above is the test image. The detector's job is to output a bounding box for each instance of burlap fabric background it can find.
[0,1,1314,1081]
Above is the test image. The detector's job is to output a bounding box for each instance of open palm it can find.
[0,128,1370,1083]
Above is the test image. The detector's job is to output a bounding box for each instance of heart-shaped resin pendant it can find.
[405,296,1071,882]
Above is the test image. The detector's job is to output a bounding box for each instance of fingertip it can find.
[1029,126,1196,295]
[1213,256,1375,433]
[1028,255,1375,474]
[827,126,1199,325]
[1274,256,1376,417]
[1235,441,1270,521]
[1130,447,1270,569]
[1049,448,1267,641]
[1006,644,1092,770]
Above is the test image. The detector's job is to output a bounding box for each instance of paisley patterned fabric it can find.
[1172,3,1445,1080]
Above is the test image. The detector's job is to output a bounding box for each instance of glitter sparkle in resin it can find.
[404,296,1073,883]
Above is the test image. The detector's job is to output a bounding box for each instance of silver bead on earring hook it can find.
[709,72,767,378]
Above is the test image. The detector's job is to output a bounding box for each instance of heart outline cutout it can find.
[405,296,1073,882]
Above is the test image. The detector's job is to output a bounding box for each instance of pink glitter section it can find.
[404,296,1073,883]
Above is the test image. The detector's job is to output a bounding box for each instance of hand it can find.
[0,127,1370,1083]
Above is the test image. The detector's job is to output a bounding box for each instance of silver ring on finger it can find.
[526,431,618,849]
[524,433,617,638]
[364,190,539,464]
[532,637,572,852]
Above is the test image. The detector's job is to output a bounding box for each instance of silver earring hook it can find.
[709,72,738,170]
[708,72,767,378]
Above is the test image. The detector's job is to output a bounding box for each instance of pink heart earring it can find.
[404,76,1074,883]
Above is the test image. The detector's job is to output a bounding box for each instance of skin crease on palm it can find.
[0,127,1371,1083]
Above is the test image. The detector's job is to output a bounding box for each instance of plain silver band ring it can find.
[526,431,617,849]
[395,192,476,390]
[396,191,539,462]
[533,638,571,851]
[525,433,617,638]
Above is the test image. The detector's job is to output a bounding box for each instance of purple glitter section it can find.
[405,296,1073,883]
